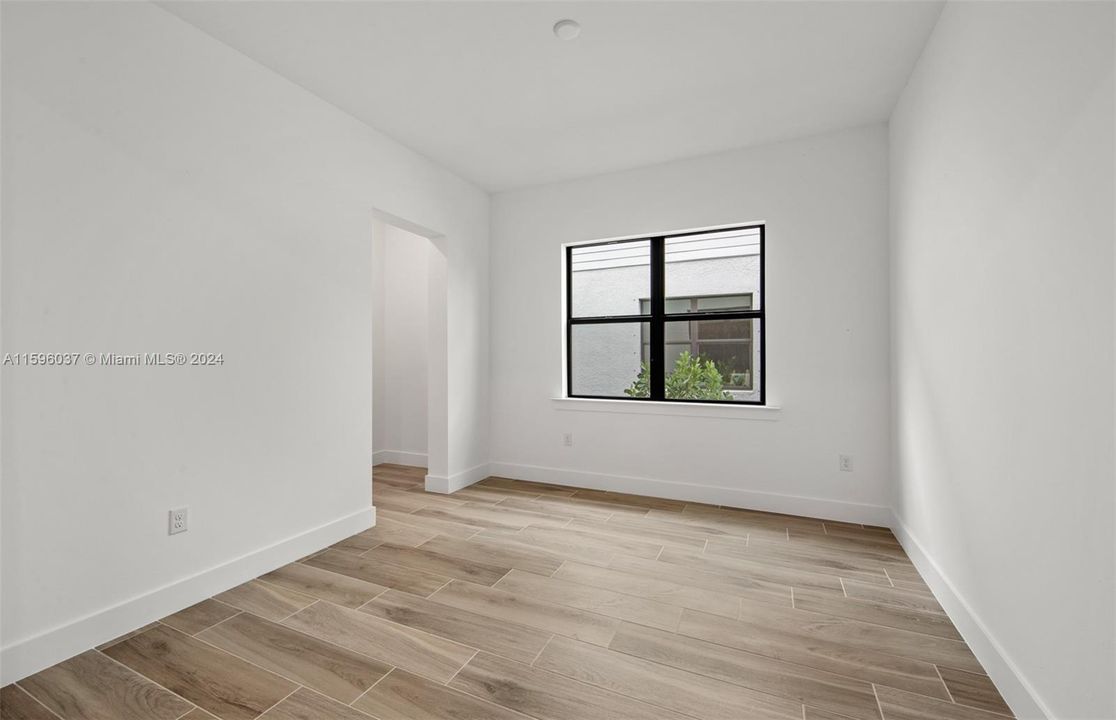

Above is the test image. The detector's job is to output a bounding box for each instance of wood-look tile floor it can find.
[3,465,1015,720]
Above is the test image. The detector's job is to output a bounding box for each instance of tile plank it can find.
[473,528,617,567]
[414,502,572,530]
[2,685,58,720]
[793,588,962,641]
[555,560,741,618]
[305,549,450,596]
[361,542,510,586]
[678,609,950,700]
[876,685,1013,720]
[841,580,946,616]
[198,612,390,703]
[179,710,220,720]
[571,488,686,512]
[609,554,793,607]
[18,650,194,720]
[214,580,318,622]
[357,516,439,548]
[937,667,1013,716]
[495,568,683,631]
[502,493,652,519]
[707,538,893,586]
[360,588,551,664]
[535,635,803,720]
[259,562,387,609]
[657,546,845,593]
[102,625,296,720]
[568,518,706,549]
[514,525,663,560]
[430,579,619,646]
[354,668,532,720]
[418,534,564,577]
[738,596,983,673]
[160,599,240,635]
[282,600,475,683]
[450,652,692,720]
[259,687,371,720]
[376,508,483,540]
[609,622,881,720]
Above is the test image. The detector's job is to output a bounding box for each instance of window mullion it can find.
[649,237,665,400]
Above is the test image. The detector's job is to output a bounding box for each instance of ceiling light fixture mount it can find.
[553,19,581,41]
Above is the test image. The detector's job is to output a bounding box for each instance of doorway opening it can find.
[371,216,447,491]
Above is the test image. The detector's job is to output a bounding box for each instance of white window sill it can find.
[551,397,781,420]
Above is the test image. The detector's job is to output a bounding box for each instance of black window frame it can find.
[566,223,765,406]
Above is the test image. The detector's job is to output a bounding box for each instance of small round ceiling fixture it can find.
[553,19,581,41]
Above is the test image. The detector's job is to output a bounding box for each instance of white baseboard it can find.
[488,461,891,526]
[890,511,1049,719]
[0,506,375,685]
[425,463,490,494]
[372,450,428,468]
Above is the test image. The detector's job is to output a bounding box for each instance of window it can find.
[567,225,764,404]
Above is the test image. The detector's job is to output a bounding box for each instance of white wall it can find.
[0,1,488,683]
[889,3,1115,718]
[490,125,892,523]
[373,224,430,465]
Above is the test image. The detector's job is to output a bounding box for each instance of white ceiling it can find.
[161,1,943,192]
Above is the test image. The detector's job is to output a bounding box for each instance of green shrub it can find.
[624,351,733,401]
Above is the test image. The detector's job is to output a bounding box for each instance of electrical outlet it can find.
[169,507,188,535]
[563,432,573,447]
[838,455,853,472]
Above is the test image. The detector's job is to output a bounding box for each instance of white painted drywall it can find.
[372,224,430,464]
[0,1,488,682]
[490,125,892,522]
[889,3,1115,717]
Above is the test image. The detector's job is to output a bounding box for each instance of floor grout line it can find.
[443,649,480,686]
[255,684,303,719]
[348,666,395,708]
[872,683,887,720]
[276,599,319,624]
[934,664,957,703]
[426,578,455,598]
[194,609,245,635]
[12,681,69,720]
[355,587,391,611]
[529,634,556,666]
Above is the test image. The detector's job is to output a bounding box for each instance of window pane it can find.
[695,294,751,312]
[695,317,750,340]
[571,322,649,397]
[664,228,761,310]
[571,240,650,317]
[663,319,761,401]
